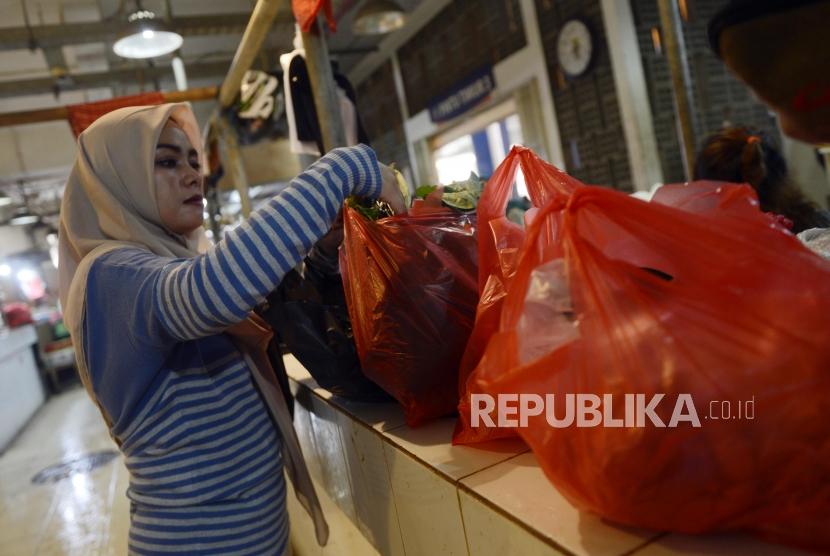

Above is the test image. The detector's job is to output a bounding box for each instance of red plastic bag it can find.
[292,0,336,32]
[652,180,796,231]
[340,206,479,426]
[454,146,580,444]
[468,183,830,550]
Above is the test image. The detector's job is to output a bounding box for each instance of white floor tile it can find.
[460,452,657,556]
[307,392,357,523]
[286,473,380,556]
[384,441,469,556]
[383,416,529,481]
[336,410,406,556]
[459,488,566,556]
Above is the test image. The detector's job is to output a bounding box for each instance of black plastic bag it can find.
[259,245,390,402]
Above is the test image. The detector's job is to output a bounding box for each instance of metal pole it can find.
[218,0,286,108]
[214,0,287,221]
[214,115,253,218]
[205,177,223,241]
[204,125,224,241]
[601,0,664,191]
[301,17,346,151]
[391,51,420,184]
[657,0,697,180]
[172,55,188,91]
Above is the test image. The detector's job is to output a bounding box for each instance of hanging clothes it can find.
[281,49,369,155]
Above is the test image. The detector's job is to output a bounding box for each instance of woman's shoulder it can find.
[82,246,180,349]
[85,245,174,295]
[93,245,166,269]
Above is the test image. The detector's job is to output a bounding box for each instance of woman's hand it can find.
[378,163,407,214]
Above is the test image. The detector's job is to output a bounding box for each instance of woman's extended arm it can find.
[154,144,380,341]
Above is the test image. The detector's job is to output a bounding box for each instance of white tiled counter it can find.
[283,355,810,556]
[0,324,46,451]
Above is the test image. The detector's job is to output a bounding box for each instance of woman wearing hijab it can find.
[58,103,404,555]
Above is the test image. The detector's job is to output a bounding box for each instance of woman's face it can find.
[154,121,204,235]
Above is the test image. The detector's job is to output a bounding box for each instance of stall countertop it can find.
[0,324,37,359]
[282,354,809,556]
[0,323,44,452]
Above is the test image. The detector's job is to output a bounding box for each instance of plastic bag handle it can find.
[477,146,577,226]
[476,146,580,289]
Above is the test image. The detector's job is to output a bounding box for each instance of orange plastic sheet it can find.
[292,0,336,32]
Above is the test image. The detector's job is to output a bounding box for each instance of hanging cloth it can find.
[66,92,165,137]
[281,51,369,155]
[292,0,336,33]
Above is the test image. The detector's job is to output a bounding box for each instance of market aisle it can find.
[0,387,129,556]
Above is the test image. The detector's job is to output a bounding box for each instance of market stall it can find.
[201,4,830,554]
[0,0,827,554]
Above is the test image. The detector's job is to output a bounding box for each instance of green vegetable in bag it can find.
[442,173,484,211]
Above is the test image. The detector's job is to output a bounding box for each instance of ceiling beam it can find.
[0,60,232,98]
[0,13,295,51]
[0,86,219,127]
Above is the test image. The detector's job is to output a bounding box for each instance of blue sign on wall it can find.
[428,66,496,123]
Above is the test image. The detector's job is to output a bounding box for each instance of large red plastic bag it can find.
[454,146,580,444]
[468,183,830,550]
[652,180,799,234]
[340,206,479,426]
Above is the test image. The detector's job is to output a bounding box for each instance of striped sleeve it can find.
[155,144,381,341]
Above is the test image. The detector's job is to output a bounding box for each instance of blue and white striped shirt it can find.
[81,145,381,555]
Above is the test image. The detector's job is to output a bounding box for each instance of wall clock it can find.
[557,18,594,78]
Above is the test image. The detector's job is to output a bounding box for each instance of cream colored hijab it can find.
[59,103,208,320]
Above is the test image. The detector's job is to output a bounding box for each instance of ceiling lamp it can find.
[353,0,406,35]
[9,208,39,226]
[113,10,183,59]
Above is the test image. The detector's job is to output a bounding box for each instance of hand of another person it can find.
[378,163,407,214]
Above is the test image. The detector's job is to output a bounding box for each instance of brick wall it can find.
[397,0,526,117]
[536,0,633,191]
[630,0,780,183]
[355,61,411,172]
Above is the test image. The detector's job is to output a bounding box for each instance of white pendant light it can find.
[353,0,406,35]
[113,10,183,59]
[7,183,35,225]
[9,208,39,226]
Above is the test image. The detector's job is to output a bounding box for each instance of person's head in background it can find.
[708,0,830,144]
[694,126,830,233]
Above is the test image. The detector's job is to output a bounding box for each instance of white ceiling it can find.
[0,0,425,225]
